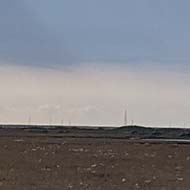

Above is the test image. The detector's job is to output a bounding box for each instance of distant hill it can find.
[0,124,190,140]
[113,125,190,139]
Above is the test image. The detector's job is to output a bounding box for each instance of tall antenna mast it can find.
[49,116,52,125]
[124,109,128,126]
[28,116,31,125]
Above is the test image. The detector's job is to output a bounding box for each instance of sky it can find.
[0,0,190,126]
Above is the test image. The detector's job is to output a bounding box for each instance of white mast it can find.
[124,109,128,126]
[28,116,31,125]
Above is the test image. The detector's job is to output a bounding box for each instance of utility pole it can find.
[28,116,31,125]
[124,109,128,126]
[49,117,52,126]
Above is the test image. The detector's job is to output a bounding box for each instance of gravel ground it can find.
[0,136,190,190]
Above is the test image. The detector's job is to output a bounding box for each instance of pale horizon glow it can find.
[0,63,190,127]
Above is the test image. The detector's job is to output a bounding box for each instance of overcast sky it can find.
[1,0,190,66]
[0,1,190,126]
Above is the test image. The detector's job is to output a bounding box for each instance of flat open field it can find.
[0,135,190,190]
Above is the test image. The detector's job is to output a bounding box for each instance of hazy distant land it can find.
[0,124,189,141]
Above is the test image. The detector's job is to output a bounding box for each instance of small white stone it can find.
[175,166,183,170]
[122,178,126,182]
[135,183,140,189]
[86,168,91,171]
[91,164,97,168]
[168,155,172,158]
[68,184,73,189]
[153,176,157,180]
[144,179,151,184]
[177,177,184,181]
[144,153,149,157]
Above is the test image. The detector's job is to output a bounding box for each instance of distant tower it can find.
[49,117,52,125]
[28,116,31,125]
[124,109,128,126]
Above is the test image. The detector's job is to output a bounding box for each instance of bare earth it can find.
[0,136,190,190]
